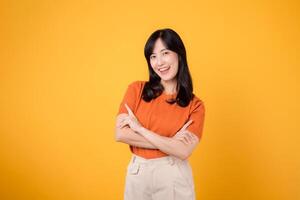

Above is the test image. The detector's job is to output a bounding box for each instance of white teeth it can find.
[159,67,170,72]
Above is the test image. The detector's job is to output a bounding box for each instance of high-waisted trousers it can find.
[124,154,196,200]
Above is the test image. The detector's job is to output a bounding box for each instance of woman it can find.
[115,28,205,200]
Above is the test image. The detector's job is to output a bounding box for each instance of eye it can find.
[163,51,169,55]
[150,55,156,59]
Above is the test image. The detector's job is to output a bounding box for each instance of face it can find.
[149,38,179,82]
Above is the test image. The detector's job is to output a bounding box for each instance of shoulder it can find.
[126,80,147,96]
[127,80,146,92]
[190,94,205,112]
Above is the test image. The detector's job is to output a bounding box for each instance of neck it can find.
[161,79,177,94]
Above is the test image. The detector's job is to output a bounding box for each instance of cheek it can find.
[171,65,179,75]
[150,60,155,68]
[168,54,178,65]
[169,57,179,68]
[171,60,179,74]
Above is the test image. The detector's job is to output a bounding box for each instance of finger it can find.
[180,120,193,131]
[116,121,122,128]
[174,131,184,138]
[184,120,193,129]
[183,136,191,144]
[117,116,128,127]
[118,118,130,128]
[182,139,189,145]
[174,128,187,138]
[118,117,126,124]
[118,122,127,128]
[176,136,189,145]
[188,135,194,144]
[116,118,122,128]
[181,132,194,144]
[178,135,190,144]
[116,114,127,124]
[181,135,191,144]
[173,134,182,139]
[125,103,135,118]
[186,132,197,143]
[118,121,126,128]
[189,133,198,142]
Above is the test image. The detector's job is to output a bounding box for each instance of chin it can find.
[155,71,176,81]
[160,76,176,82]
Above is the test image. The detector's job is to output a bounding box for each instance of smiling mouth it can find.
[158,66,170,74]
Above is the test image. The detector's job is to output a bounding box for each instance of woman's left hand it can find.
[117,103,143,133]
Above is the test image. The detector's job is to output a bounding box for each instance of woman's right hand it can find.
[173,120,197,145]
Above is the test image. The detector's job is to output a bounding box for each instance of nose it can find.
[157,55,164,66]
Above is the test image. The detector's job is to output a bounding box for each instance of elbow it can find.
[178,155,188,161]
[115,126,130,142]
[177,150,191,161]
[115,128,123,142]
[115,134,121,142]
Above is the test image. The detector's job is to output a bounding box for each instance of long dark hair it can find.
[142,28,194,107]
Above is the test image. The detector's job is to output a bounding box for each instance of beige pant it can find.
[124,154,196,200]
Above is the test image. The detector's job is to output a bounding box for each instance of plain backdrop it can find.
[0,0,299,199]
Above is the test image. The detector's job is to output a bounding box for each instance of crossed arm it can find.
[115,105,200,160]
[115,121,157,149]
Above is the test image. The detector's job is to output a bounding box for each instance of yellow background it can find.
[1,0,299,199]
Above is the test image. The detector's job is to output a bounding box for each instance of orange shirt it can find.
[117,80,205,159]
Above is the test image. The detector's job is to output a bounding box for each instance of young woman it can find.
[115,28,205,200]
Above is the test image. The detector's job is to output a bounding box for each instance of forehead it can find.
[152,38,167,53]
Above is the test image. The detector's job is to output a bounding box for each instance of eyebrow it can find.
[151,48,169,55]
